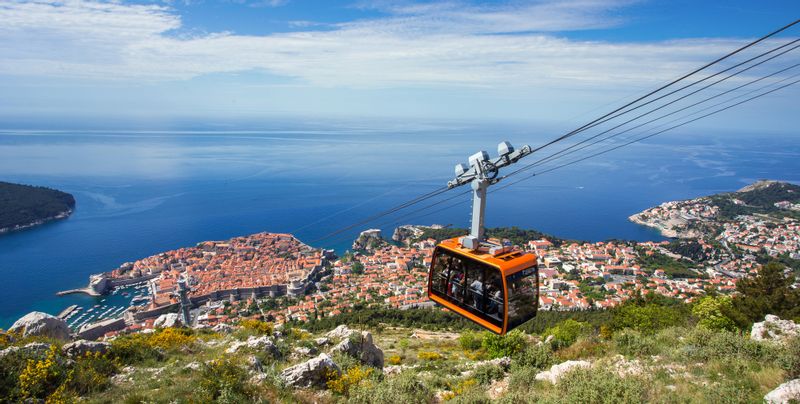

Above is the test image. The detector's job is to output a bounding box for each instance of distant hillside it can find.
[414,226,577,247]
[0,181,75,233]
[712,180,800,220]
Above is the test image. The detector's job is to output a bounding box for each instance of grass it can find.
[2,315,796,403]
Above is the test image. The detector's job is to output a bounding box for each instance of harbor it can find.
[57,282,152,331]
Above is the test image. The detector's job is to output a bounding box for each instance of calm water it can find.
[1,124,798,328]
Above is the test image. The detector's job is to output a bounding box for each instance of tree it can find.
[732,262,800,327]
[351,261,365,275]
[692,296,737,331]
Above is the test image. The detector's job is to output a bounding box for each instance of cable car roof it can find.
[436,237,537,275]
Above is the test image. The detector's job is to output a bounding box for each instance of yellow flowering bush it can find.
[387,355,402,365]
[417,351,444,361]
[239,319,274,335]
[327,366,373,396]
[147,328,196,350]
[441,379,478,401]
[18,345,63,399]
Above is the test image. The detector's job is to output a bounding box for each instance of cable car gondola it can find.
[426,141,540,335]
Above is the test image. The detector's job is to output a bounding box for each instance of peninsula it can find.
[0,181,75,234]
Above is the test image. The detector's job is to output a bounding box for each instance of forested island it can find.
[0,181,75,234]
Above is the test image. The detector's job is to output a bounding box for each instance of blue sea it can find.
[1,122,798,328]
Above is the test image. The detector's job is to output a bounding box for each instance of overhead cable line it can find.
[494,76,800,194]
[504,56,800,179]
[527,19,800,155]
[306,19,800,245]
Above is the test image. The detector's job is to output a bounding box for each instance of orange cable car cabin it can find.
[427,237,539,335]
[426,141,540,334]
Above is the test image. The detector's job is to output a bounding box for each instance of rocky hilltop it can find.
[630,180,800,239]
[0,181,75,234]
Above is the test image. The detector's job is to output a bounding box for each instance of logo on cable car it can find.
[507,267,536,282]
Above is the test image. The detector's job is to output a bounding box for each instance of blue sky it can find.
[0,0,798,130]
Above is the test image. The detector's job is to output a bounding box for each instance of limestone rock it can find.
[751,315,799,343]
[184,361,202,371]
[248,355,263,373]
[535,360,592,384]
[326,325,355,340]
[468,356,511,370]
[280,353,340,388]
[226,335,280,358]
[211,323,234,334]
[764,379,800,404]
[62,340,110,358]
[9,312,72,340]
[332,331,384,368]
[315,337,330,346]
[293,346,318,358]
[0,342,52,360]
[487,376,510,400]
[154,313,181,328]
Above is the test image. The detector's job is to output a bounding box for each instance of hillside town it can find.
[55,182,800,340]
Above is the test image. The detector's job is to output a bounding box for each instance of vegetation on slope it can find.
[711,181,800,220]
[0,181,75,231]
[0,261,797,403]
[416,226,580,247]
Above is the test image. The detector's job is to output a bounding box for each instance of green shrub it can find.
[779,336,800,379]
[459,331,485,351]
[610,303,687,335]
[692,296,737,331]
[682,327,776,363]
[544,367,646,404]
[482,330,526,359]
[109,334,164,364]
[65,352,118,395]
[543,319,592,349]
[472,364,505,385]
[197,357,253,402]
[348,371,431,403]
[613,329,657,357]
[513,344,553,371]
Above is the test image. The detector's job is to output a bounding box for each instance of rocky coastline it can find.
[0,208,73,235]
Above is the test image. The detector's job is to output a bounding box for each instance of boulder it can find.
[332,331,384,368]
[280,353,340,388]
[751,315,799,343]
[9,312,71,340]
[226,335,280,358]
[293,346,318,358]
[535,360,592,384]
[764,379,800,404]
[153,313,181,328]
[62,340,110,358]
[0,342,52,360]
[247,355,263,373]
[184,361,202,371]
[487,376,510,400]
[211,323,234,334]
[468,356,511,370]
[326,325,355,340]
[315,337,330,346]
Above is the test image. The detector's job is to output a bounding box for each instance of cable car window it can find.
[486,271,504,322]
[430,252,451,296]
[447,258,466,303]
[506,266,539,330]
[465,259,484,312]
[430,248,503,328]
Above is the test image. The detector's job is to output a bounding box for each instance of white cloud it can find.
[0,0,783,92]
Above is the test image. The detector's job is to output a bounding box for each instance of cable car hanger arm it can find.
[446,141,534,249]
